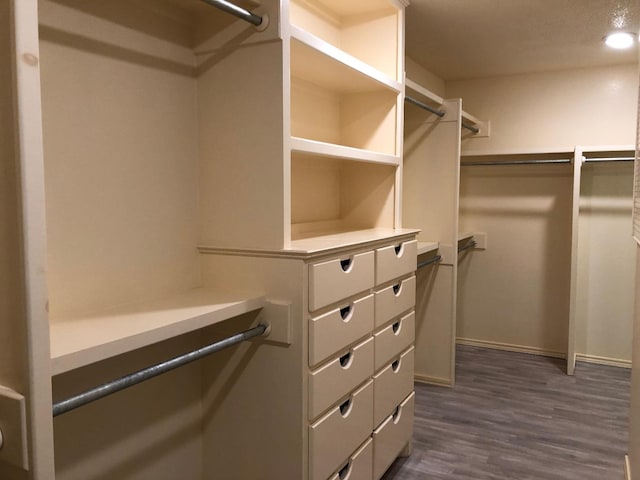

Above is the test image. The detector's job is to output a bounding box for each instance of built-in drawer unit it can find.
[373,347,414,427]
[374,311,415,372]
[309,336,374,419]
[374,276,416,328]
[372,392,415,480]
[375,240,417,285]
[309,251,375,311]
[309,380,374,480]
[328,438,373,480]
[309,293,374,367]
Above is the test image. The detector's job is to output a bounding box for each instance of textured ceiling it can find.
[405,0,640,80]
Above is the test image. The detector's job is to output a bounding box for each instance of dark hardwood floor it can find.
[383,345,631,480]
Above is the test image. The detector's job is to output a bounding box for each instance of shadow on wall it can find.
[456,163,573,358]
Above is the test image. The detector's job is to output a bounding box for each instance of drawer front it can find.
[328,438,373,480]
[373,392,415,480]
[310,380,374,480]
[375,240,417,285]
[309,251,374,312]
[374,311,415,372]
[309,337,374,420]
[374,276,416,329]
[309,294,374,367]
[373,347,414,428]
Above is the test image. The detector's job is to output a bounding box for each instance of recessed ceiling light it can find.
[604,31,636,49]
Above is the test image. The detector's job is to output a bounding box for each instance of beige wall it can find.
[405,56,445,97]
[452,64,638,358]
[576,163,635,364]
[448,64,639,153]
[457,164,573,354]
[39,0,201,320]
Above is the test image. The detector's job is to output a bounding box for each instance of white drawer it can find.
[309,380,374,480]
[374,276,416,329]
[373,392,415,480]
[374,311,415,372]
[375,240,417,285]
[309,294,374,367]
[328,438,373,480]
[309,337,374,420]
[373,346,414,428]
[309,251,374,312]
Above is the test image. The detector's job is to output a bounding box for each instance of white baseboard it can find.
[575,353,631,369]
[625,455,632,480]
[456,337,566,359]
[456,338,631,369]
[414,373,453,387]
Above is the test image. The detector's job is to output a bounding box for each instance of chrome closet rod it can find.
[52,323,269,417]
[458,240,477,253]
[417,255,442,269]
[462,159,571,166]
[462,122,480,134]
[200,0,263,26]
[404,95,446,118]
[584,156,635,163]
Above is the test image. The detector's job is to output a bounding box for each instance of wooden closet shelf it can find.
[417,242,439,255]
[291,137,400,165]
[290,228,419,254]
[290,26,401,94]
[50,289,266,375]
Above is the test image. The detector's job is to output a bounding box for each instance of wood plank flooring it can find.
[382,345,631,480]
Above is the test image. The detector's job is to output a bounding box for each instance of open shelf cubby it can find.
[289,0,401,82]
[291,153,397,240]
[291,38,399,155]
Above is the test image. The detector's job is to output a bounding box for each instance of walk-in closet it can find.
[1,0,639,479]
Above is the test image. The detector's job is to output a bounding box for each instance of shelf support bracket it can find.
[0,385,29,471]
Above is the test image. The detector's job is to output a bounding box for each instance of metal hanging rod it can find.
[458,240,477,253]
[200,0,264,27]
[405,96,481,134]
[405,95,446,118]
[584,156,635,163]
[53,323,269,417]
[417,255,442,270]
[462,159,572,167]
[462,122,480,134]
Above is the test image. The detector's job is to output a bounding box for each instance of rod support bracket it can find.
[0,386,29,471]
[255,301,291,345]
[254,12,269,31]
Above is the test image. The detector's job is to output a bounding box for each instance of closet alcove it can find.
[402,41,638,385]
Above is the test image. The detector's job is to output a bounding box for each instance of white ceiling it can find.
[405,0,640,81]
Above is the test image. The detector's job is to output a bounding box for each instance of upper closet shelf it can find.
[291,33,401,93]
[461,146,575,157]
[291,137,400,166]
[417,242,439,255]
[50,289,266,375]
[405,78,488,136]
[405,79,444,106]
